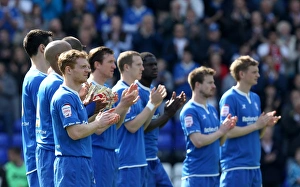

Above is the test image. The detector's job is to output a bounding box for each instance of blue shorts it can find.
[117,167,146,187]
[36,146,55,187]
[92,147,118,187]
[220,169,262,187]
[146,159,172,187]
[27,170,40,187]
[54,156,95,187]
[181,176,219,187]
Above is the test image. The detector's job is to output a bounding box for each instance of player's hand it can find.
[93,98,109,114]
[266,111,281,126]
[219,114,237,134]
[164,91,186,117]
[255,112,273,129]
[95,108,120,128]
[149,85,167,107]
[119,83,139,108]
[80,82,92,104]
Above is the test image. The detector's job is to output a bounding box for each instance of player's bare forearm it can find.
[220,135,227,146]
[125,107,154,133]
[259,126,267,139]
[144,114,170,132]
[226,124,258,139]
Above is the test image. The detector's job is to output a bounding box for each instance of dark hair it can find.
[88,46,114,72]
[140,52,155,63]
[62,36,85,51]
[23,29,53,57]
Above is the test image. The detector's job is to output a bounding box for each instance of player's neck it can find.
[30,55,50,74]
[192,94,207,106]
[235,82,251,94]
[64,78,82,93]
[120,74,135,85]
[139,78,152,88]
[90,73,106,85]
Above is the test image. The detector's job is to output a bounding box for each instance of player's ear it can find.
[40,44,46,53]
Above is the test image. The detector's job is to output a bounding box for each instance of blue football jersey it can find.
[86,80,118,149]
[21,68,47,173]
[51,85,92,157]
[136,81,160,159]
[180,100,221,177]
[36,72,63,150]
[112,80,147,169]
[219,87,261,171]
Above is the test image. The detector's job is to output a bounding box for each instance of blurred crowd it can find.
[2,0,300,186]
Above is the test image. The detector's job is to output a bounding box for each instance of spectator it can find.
[159,0,184,39]
[60,0,88,37]
[173,46,199,99]
[104,15,132,58]
[163,23,189,70]
[4,147,28,187]
[260,126,285,187]
[48,18,66,40]
[132,14,163,57]
[122,0,153,34]
[32,0,63,26]
[0,166,7,187]
[0,62,17,138]
[0,0,24,41]
[0,29,13,66]
[257,30,289,73]
[287,147,300,187]
[152,58,174,97]
[223,0,251,46]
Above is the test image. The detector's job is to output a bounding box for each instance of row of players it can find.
[21,29,280,187]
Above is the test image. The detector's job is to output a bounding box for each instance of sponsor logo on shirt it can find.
[62,104,72,118]
[204,126,218,133]
[242,116,258,125]
[184,115,193,127]
[221,105,229,116]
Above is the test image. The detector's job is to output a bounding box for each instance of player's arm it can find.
[259,111,281,138]
[66,109,120,139]
[225,112,273,138]
[145,91,186,132]
[125,85,166,133]
[115,84,139,129]
[190,114,236,148]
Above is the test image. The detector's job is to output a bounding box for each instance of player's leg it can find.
[54,157,95,187]
[92,147,118,187]
[26,171,40,187]
[36,146,55,187]
[182,176,219,187]
[220,170,252,187]
[117,167,146,187]
[153,159,173,187]
[252,169,262,187]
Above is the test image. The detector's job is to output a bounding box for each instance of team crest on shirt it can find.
[254,102,259,111]
[62,104,72,118]
[221,105,229,117]
[184,115,193,127]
